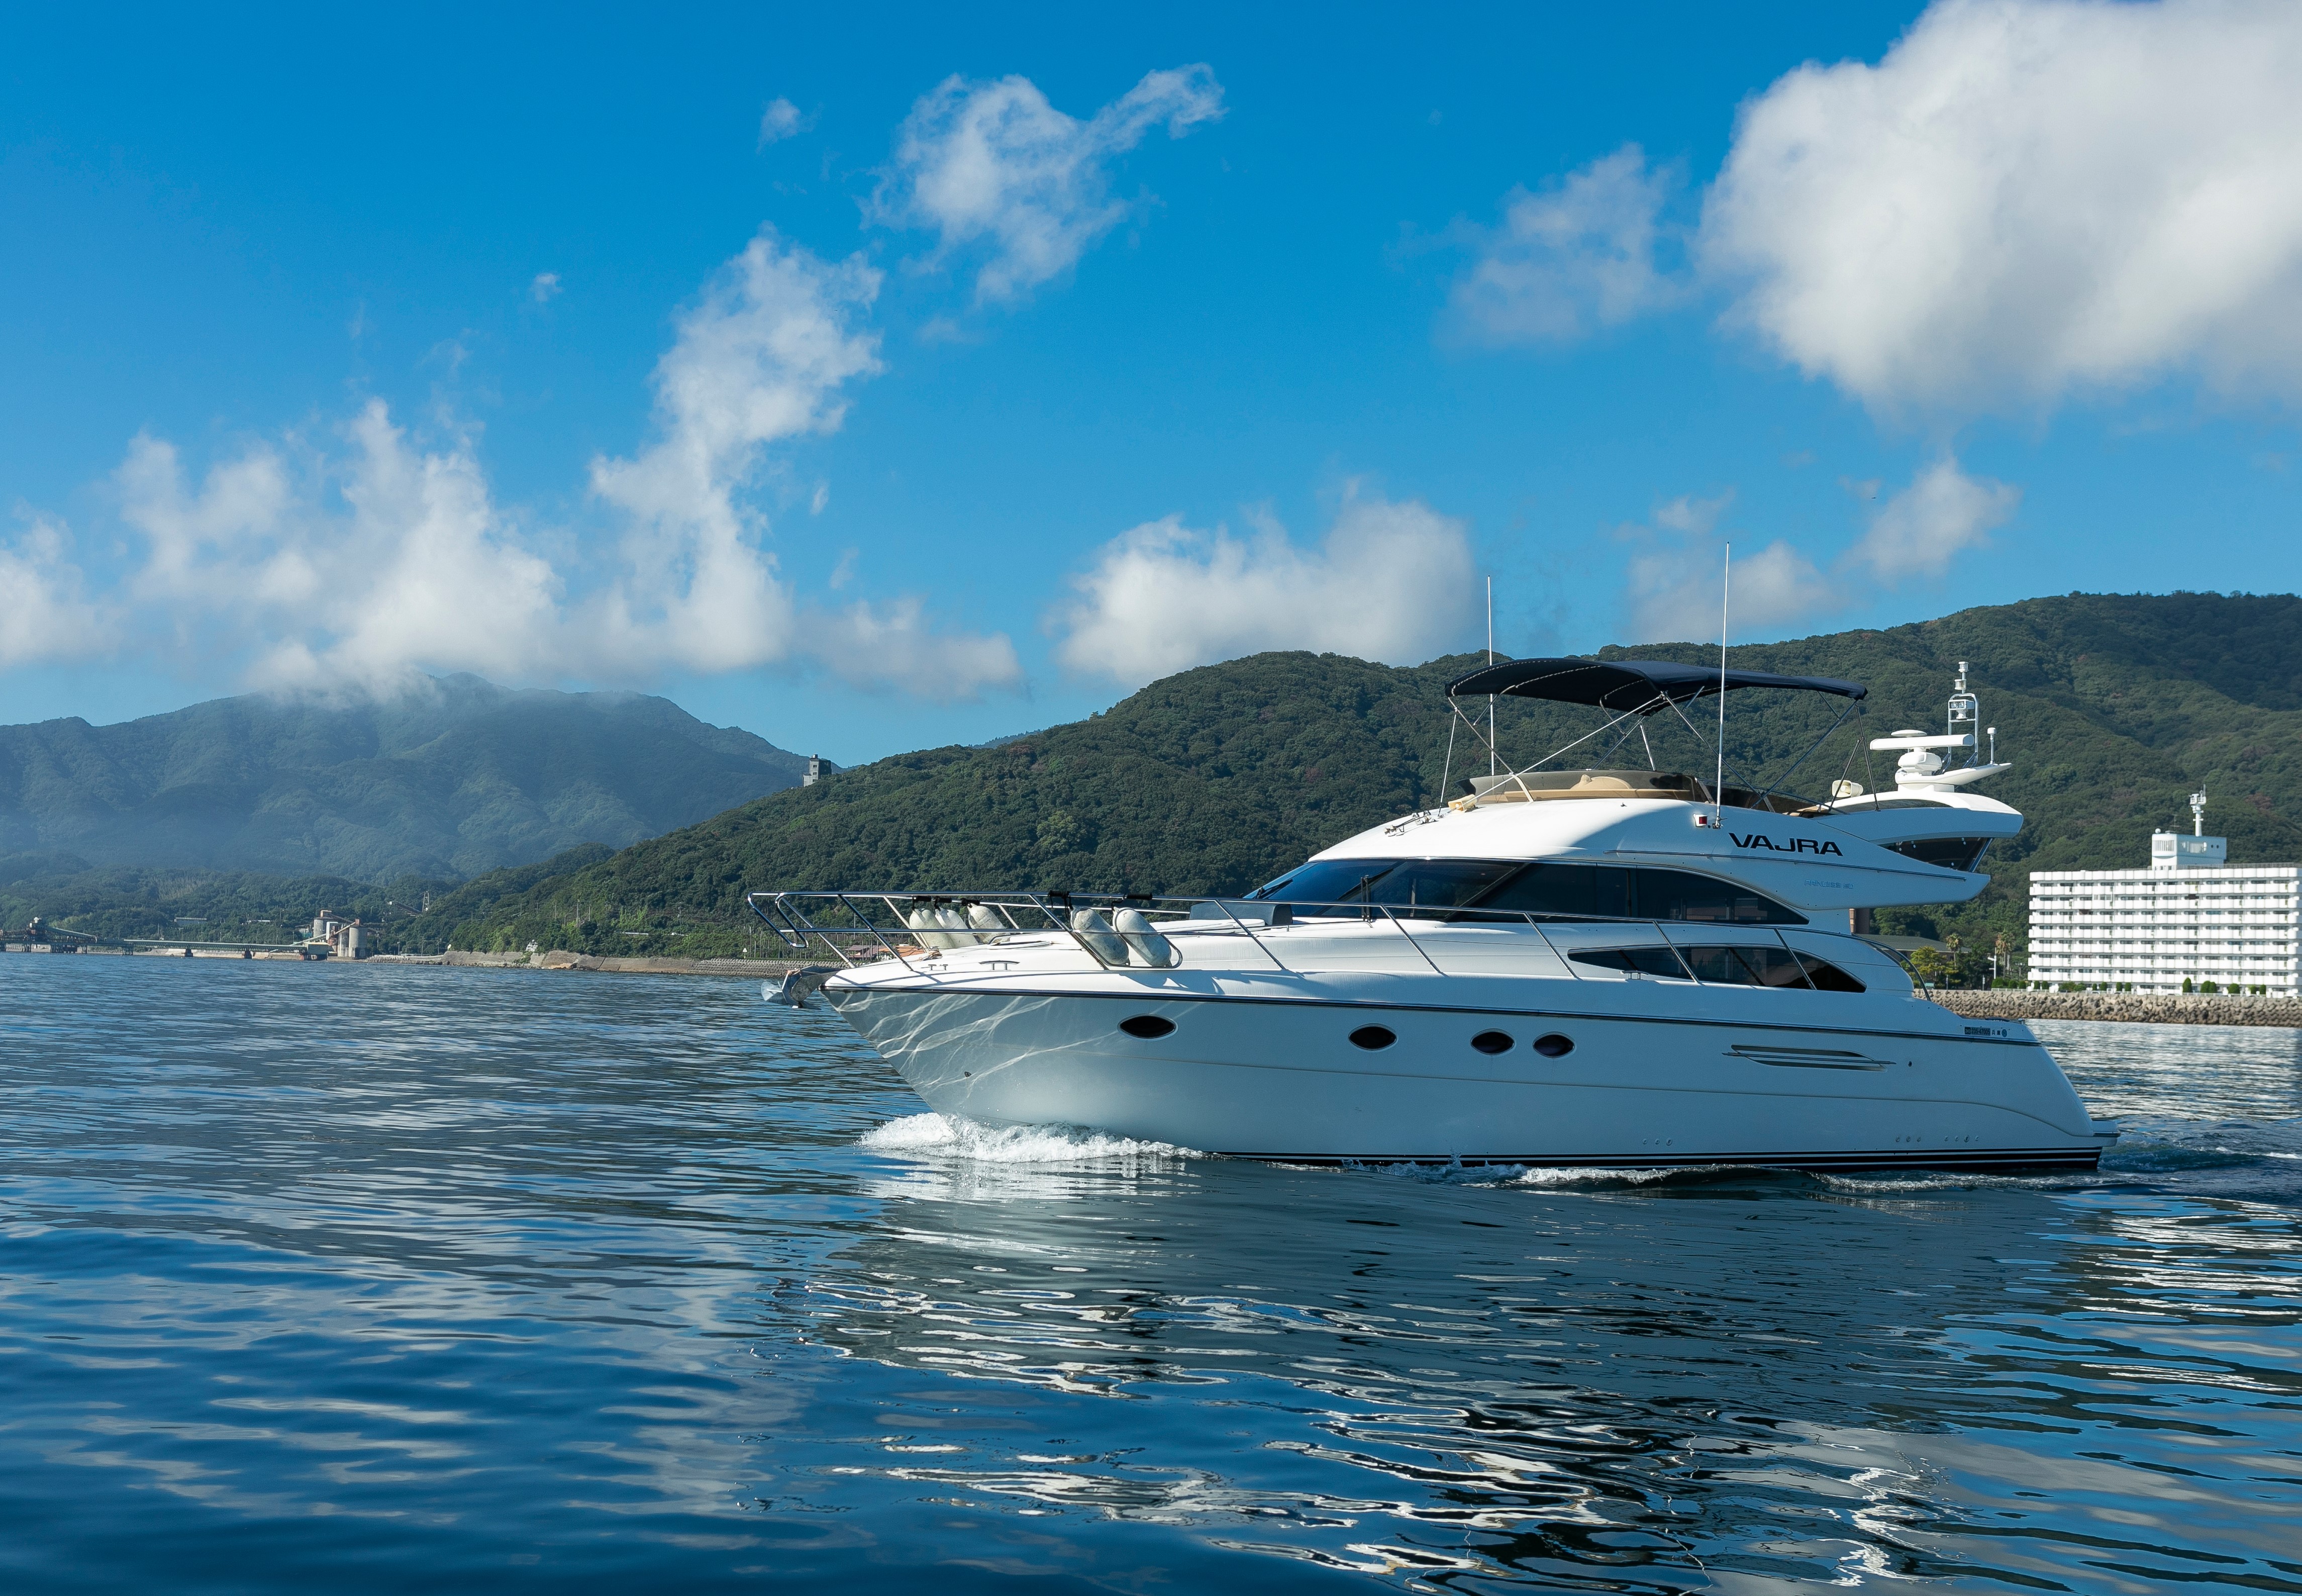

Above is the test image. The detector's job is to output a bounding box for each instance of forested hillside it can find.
[390,592,2302,969]
[0,674,820,880]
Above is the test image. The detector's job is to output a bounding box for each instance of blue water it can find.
[3,955,2298,1593]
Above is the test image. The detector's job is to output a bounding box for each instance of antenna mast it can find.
[1715,544,1729,822]
[1486,576,1495,779]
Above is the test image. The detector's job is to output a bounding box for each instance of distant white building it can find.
[804,754,822,787]
[2028,792,2298,993]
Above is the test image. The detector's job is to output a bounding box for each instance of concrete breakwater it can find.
[1933,988,2302,1028]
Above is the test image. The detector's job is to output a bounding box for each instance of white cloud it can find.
[69,229,1021,702]
[1652,489,1731,536]
[0,515,109,667]
[119,405,568,687]
[871,65,1225,304]
[1847,457,2020,580]
[530,271,561,304]
[799,598,1022,697]
[1449,146,1683,343]
[758,97,811,146]
[1628,534,1840,645]
[1051,492,1477,686]
[1704,0,2302,412]
[587,229,883,675]
[1619,457,2020,640]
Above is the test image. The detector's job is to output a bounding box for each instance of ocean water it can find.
[2,955,2297,1593]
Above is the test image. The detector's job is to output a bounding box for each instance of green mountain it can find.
[0,675,825,882]
[404,592,2302,972]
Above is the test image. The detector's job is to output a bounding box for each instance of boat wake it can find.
[859,1112,1199,1164]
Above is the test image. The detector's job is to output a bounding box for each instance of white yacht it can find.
[755,659,2113,1171]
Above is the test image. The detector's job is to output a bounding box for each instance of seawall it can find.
[1932,989,2302,1028]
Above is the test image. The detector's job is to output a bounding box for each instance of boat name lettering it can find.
[1728,832,1842,856]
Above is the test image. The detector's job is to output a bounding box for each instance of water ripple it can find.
[2,957,2297,1591]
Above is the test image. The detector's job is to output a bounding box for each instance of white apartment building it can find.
[2028,804,2298,993]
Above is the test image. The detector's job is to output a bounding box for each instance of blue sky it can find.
[3,1,2297,762]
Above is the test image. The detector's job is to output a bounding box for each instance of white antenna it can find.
[1715,544,1729,822]
[1486,576,1495,779]
[2192,789,2208,837]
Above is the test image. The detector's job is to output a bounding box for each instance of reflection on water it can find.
[1,958,2297,1592]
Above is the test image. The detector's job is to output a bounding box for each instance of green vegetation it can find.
[0,673,818,881]
[393,592,2302,967]
[0,844,615,950]
[19,593,2302,972]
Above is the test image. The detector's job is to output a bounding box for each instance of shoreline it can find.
[28,949,2302,1019]
[378,950,816,978]
[1932,988,2302,1028]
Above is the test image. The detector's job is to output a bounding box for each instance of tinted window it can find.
[1251,857,1522,911]
[1794,953,1866,992]
[1634,869,1806,925]
[1248,859,1400,903]
[1481,862,1597,917]
[1888,836,1993,872]
[1679,944,1813,987]
[1255,858,1802,926]
[1367,859,1525,909]
[1570,946,1692,979]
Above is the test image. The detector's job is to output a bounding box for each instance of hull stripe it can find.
[830,981,2039,1049]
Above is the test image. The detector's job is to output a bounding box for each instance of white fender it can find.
[1068,908,1129,966]
[1113,907,1179,968]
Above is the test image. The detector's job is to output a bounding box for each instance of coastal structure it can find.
[306,910,368,959]
[2027,792,2298,993]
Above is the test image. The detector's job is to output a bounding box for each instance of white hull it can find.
[823,931,2110,1170]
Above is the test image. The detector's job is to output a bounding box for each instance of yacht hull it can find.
[822,977,2110,1171]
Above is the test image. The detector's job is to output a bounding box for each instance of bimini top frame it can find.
[1447,656,1866,714]
[1436,656,1868,814]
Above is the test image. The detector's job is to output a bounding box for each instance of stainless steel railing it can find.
[743,888,1868,986]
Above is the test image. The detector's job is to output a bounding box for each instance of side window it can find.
[1677,945,1867,991]
[1678,945,1769,985]
[1635,869,1806,925]
[1570,946,1692,979]
[1371,859,1524,909]
[1887,837,1993,872]
[1479,862,1599,918]
[1794,953,1866,992]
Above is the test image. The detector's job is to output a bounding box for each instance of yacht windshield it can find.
[1247,857,1805,924]
[1248,858,1521,907]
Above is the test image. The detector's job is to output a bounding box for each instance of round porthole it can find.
[1470,1030,1514,1055]
[1532,1033,1574,1058]
[1348,1025,1397,1051]
[1119,1014,1176,1039]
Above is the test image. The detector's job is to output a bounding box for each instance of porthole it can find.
[1470,1030,1514,1055]
[1532,1033,1574,1058]
[1348,1025,1397,1051]
[1119,1015,1175,1039]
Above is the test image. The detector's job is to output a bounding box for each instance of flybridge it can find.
[1437,654,1870,816]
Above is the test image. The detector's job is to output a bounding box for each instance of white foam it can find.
[859,1112,1197,1163]
[1513,1164,1694,1188]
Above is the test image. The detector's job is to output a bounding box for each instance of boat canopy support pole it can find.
[1756,697,1863,811]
